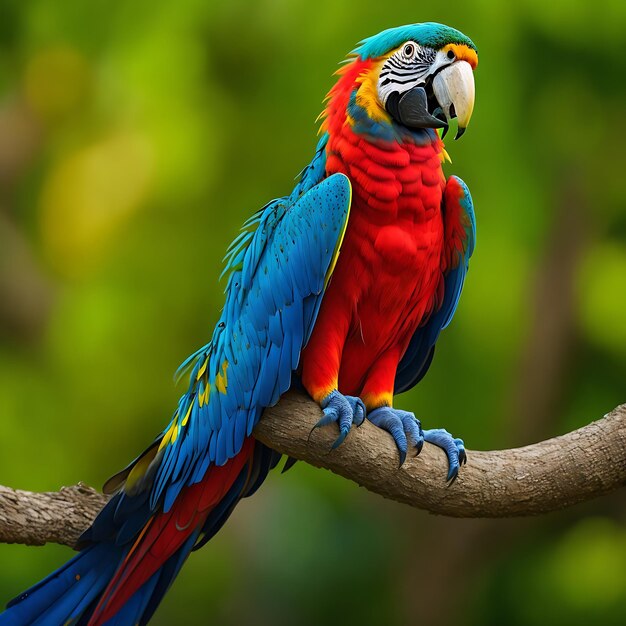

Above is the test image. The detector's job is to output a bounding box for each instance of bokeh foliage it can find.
[0,1,625,624]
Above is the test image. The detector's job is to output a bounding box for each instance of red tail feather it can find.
[89,438,254,625]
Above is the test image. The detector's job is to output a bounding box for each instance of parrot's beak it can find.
[384,59,475,140]
[432,60,475,140]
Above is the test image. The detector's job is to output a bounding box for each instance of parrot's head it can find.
[328,23,478,141]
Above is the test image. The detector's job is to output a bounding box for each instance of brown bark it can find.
[1,393,625,548]
[0,483,107,548]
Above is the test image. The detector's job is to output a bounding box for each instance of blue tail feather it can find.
[2,544,122,626]
[1,441,278,625]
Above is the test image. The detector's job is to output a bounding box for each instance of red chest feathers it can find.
[326,128,446,328]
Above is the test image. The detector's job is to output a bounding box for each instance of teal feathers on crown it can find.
[353,22,477,59]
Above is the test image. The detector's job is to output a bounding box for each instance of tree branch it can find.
[2,392,625,548]
[0,483,107,548]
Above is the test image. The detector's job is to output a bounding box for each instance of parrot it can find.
[1,22,477,625]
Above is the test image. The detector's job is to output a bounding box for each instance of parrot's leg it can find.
[315,390,367,448]
[301,296,364,448]
[421,428,467,482]
[368,409,466,480]
[366,406,424,467]
[361,348,425,467]
[361,349,466,479]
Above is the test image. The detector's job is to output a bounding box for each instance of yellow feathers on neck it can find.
[354,56,392,124]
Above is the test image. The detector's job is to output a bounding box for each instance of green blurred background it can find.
[1,0,626,624]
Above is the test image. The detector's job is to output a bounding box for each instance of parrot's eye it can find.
[403,43,415,58]
[447,50,455,60]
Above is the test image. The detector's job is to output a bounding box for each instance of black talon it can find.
[331,428,350,450]
[308,421,322,442]
[447,468,459,485]
[398,449,407,468]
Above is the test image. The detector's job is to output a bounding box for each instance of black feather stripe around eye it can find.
[387,56,409,70]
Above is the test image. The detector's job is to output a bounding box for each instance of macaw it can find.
[1,22,477,625]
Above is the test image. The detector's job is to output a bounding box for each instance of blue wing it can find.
[394,176,475,395]
[103,134,350,512]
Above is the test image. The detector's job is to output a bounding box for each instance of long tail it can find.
[1,438,276,626]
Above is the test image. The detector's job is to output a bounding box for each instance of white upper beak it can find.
[433,60,475,138]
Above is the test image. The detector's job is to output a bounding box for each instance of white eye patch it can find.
[377,44,454,106]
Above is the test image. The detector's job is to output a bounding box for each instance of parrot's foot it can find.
[367,407,424,467]
[422,428,467,482]
[315,390,366,449]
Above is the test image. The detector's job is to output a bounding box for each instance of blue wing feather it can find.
[108,133,350,514]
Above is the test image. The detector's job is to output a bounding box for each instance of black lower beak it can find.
[385,86,448,132]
